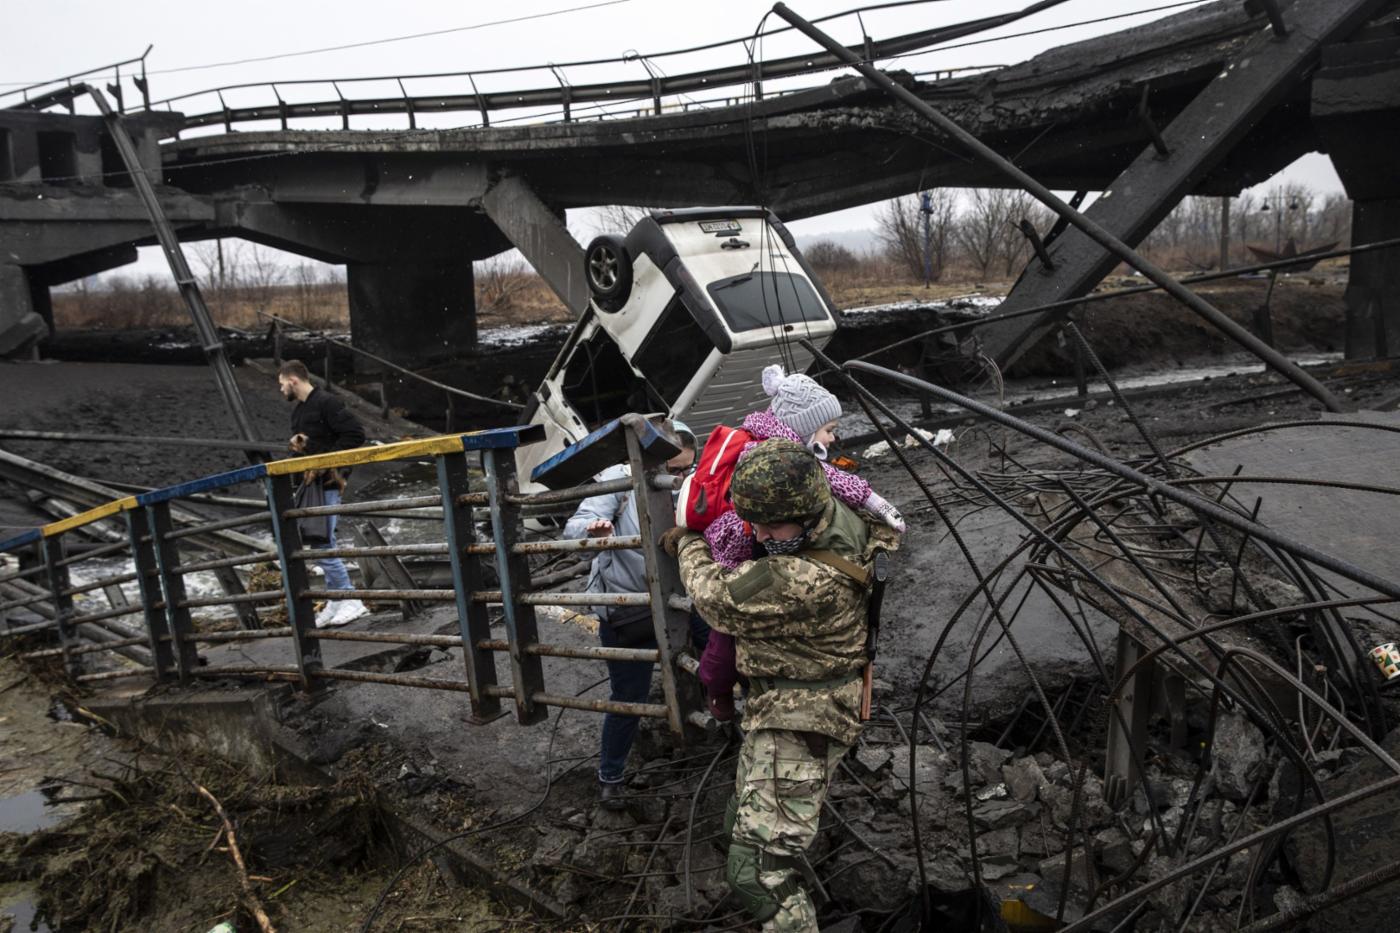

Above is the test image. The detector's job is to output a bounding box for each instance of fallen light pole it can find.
[86,85,265,461]
[772,2,1348,413]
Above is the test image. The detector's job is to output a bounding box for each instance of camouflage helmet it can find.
[730,439,830,525]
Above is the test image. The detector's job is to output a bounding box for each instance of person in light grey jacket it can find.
[562,419,703,810]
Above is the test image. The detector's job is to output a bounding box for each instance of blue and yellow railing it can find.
[0,417,705,733]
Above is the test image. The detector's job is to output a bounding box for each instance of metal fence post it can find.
[483,448,547,725]
[41,536,78,677]
[127,510,175,680]
[625,424,702,736]
[265,473,322,689]
[146,502,200,681]
[437,450,503,722]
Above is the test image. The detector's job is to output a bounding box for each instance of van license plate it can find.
[699,220,742,235]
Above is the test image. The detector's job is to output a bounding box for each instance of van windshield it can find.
[706,271,829,332]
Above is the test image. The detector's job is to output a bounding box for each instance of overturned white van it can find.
[516,207,840,486]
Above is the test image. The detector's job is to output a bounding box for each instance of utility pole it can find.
[920,191,934,288]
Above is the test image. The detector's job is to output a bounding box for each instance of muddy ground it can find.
[3,270,1396,931]
[0,657,526,933]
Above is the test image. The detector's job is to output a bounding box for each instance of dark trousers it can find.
[597,611,709,784]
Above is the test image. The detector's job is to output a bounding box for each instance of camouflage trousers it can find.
[729,728,848,933]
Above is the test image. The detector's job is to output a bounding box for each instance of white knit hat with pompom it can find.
[761,364,842,442]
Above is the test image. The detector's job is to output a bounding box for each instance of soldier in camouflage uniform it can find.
[671,439,900,931]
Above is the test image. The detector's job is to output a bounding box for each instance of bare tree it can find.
[190,239,245,316]
[955,188,1037,279]
[242,243,285,302]
[476,254,533,314]
[291,262,323,325]
[1316,192,1352,246]
[804,239,860,276]
[1233,190,1258,264]
[591,204,650,238]
[875,189,956,282]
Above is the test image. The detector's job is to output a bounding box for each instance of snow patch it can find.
[862,428,955,459]
[478,323,570,348]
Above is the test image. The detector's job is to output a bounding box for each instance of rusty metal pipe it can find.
[313,668,471,691]
[68,603,145,627]
[301,587,454,601]
[164,512,272,539]
[291,543,449,560]
[282,493,442,519]
[471,590,650,607]
[172,550,278,575]
[0,590,53,612]
[464,535,642,556]
[475,638,660,663]
[178,589,284,608]
[0,563,48,585]
[22,634,149,659]
[61,571,139,598]
[175,629,288,643]
[311,630,462,648]
[0,620,57,638]
[56,539,135,566]
[504,476,633,506]
[773,2,1346,413]
[195,664,301,679]
[482,685,669,718]
[75,666,158,683]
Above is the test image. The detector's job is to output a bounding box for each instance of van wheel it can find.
[585,235,632,309]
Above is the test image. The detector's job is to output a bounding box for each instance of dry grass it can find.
[54,250,1324,334]
[53,266,573,333]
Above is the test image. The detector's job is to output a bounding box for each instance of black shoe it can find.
[598,780,628,811]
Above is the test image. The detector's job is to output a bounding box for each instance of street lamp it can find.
[1259,193,1300,253]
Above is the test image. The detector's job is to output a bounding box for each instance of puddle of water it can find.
[0,788,62,835]
[0,882,50,933]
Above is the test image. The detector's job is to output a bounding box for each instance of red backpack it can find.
[675,425,753,531]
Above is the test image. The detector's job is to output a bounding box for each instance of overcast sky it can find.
[5,0,1343,278]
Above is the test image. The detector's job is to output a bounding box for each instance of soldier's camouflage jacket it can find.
[678,498,900,746]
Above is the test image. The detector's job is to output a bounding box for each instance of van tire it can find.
[585,235,632,309]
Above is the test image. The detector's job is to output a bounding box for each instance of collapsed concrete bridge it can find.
[2,0,1399,372]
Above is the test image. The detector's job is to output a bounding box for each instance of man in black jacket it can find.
[277,359,368,628]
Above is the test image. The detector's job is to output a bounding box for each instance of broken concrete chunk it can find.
[1210,711,1269,801]
[1038,847,1098,895]
[1094,827,1134,875]
[854,745,893,776]
[1002,756,1047,803]
[529,825,582,869]
[1019,822,1065,859]
[967,741,1016,784]
[826,848,915,913]
[887,744,942,795]
[973,798,1040,830]
[966,826,1020,860]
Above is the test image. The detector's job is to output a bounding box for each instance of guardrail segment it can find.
[0,420,706,734]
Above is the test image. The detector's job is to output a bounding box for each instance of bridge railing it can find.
[142,16,1004,136]
[0,417,705,734]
